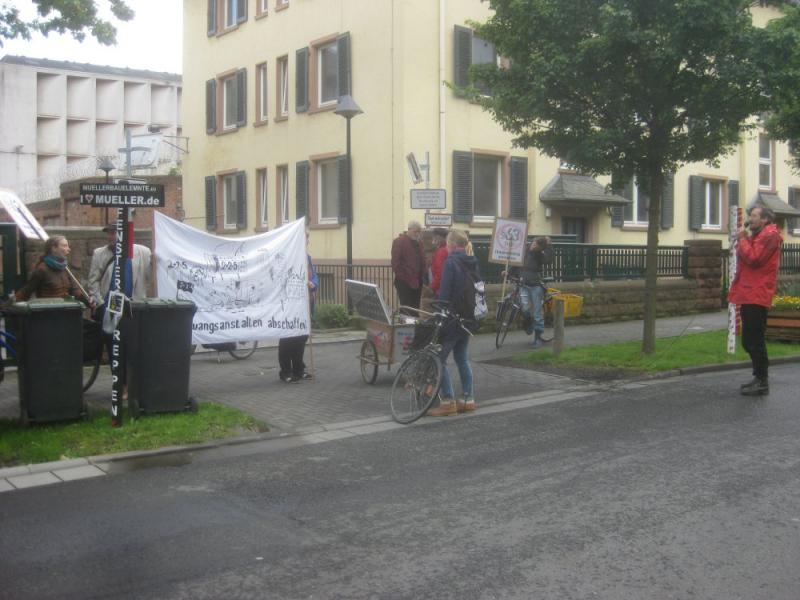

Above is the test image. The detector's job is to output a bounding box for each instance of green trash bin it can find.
[126,299,197,416]
[6,299,85,424]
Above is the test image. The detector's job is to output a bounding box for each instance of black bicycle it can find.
[389,301,473,424]
[191,341,259,361]
[495,277,559,349]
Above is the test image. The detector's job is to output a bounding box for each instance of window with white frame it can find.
[223,74,237,129]
[222,173,238,229]
[318,41,339,106]
[702,180,723,229]
[624,179,649,225]
[257,63,268,121]
[257,168,268,227]
[278,56,289,117]
[276,0,288,8]
[759,135,772,189]
[278,165,289,223]
[224,0,238,28]
[473,154,502,220]
[259,0,269,13]
[318,159,340,223]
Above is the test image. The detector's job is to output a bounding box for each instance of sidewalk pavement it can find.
[0,311,736,489]
[0,310,729,432]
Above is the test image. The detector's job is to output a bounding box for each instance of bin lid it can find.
[6,298,84,314]
[130,298,197,312]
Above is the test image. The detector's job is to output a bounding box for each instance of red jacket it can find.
[430,245,449,293]
[728,223,783,308]
[391,234,424,289]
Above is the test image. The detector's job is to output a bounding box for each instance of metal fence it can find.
[316,264,399,312]
[472,241,687,284]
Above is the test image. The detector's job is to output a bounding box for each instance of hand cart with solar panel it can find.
[346,279,419,384]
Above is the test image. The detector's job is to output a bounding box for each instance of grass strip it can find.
[515,329,800,372]
[0,402,267,467]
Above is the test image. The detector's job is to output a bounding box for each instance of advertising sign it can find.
[80,182,165,207]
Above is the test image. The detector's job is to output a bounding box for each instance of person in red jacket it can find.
[391,221,425,314]
[728,204,783,396]
[429,228,449,294]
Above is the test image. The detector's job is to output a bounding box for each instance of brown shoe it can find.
[427,401,457,417]
[463,398,476,412]
[456,399,466,413]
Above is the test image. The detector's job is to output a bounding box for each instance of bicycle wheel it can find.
[495,304,519,349]
[82,354,101,392]
[359,340,379,384]
[389,350,442,424]
[228,341,258,360]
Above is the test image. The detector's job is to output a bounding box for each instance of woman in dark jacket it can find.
[15,236,93,306]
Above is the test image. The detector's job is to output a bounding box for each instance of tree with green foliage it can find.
[0,0,133,47]
[472,0,779,353]
[757,5,800,170]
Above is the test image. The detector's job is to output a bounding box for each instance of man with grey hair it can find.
[728,203,782,396]
[391,220,425,313]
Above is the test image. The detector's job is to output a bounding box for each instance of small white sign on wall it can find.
[410,189,446,210]
[424,213,453,227]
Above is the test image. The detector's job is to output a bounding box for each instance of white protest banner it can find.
[489,218,528,266]
[0,188,48,240]
[154,212,309,344]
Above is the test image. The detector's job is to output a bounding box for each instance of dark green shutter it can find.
[623,180,634,222]
[728,179,739,208]
[509,157,527,220]
[689,175,705,230]
[789,187,799,231]
[296,47,309,113]
[296,161,309,219]
[454,25,472,93]
[207,0,217,36]
[206,79,216,134]
[453,150,473,223]
[337,155,350,225]
[661,173,674,230]
[610,174,626,227]
[205,176,217,231]
[236,68,247,127]
[236,171,247,229]
[337,32,352,97]
[236,0,247,23]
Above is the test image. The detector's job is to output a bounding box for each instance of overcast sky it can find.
[0,0,182,74]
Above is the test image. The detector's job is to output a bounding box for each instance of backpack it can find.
[453,259,488,326]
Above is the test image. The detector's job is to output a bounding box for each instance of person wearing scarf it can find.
[15,236,92,306]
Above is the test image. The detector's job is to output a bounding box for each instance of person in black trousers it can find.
[278,251,318,383]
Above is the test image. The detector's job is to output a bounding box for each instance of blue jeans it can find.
[520,284,545,334]
[438,330,473,400]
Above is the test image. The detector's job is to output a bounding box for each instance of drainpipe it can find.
[439,0,446,188]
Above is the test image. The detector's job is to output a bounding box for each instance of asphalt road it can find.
[1,364,799,600]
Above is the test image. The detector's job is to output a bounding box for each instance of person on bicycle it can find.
[509,236,553,348]
[427,230,478,417]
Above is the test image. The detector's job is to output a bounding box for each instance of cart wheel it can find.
[360,340,379,384]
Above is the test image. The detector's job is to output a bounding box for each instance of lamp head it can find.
[334,95,363,120]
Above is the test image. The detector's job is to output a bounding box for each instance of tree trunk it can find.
[642,172,664,355]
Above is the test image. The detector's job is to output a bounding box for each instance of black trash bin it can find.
[6,299,85,424]
[126,299,196,416]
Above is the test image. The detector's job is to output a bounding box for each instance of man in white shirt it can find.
[87,224,153,309]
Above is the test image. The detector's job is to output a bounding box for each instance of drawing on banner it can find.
[155,213,310,343]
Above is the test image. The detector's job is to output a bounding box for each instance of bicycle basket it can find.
[410,321,437,351]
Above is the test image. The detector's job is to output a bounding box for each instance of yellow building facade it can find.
[182,0,800,263]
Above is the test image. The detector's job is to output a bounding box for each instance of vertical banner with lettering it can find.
[727,206,743,354]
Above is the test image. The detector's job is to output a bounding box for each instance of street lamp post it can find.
[98,157,116,224]
[334,95,363,293]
